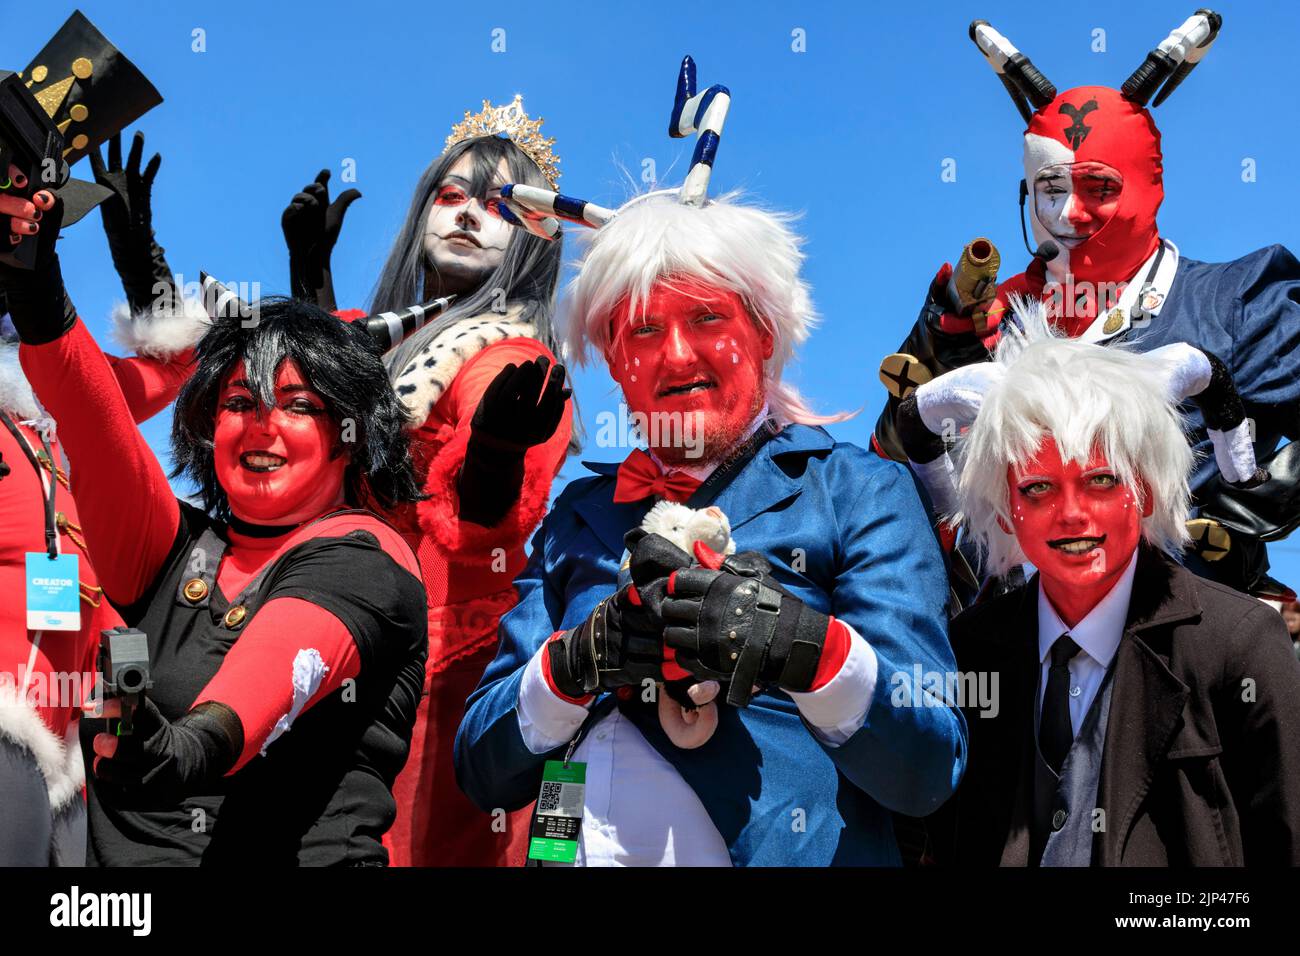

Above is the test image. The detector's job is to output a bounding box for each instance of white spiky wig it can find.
[955,299,1193,576]
[563,191,846,426]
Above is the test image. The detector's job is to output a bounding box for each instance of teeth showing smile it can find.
[241,452,287,473]
[661,380,715,397]
[1049,536,1105,555]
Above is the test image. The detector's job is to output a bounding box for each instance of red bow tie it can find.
[613,449,702,504]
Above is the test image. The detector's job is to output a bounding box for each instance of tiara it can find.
[445,93,560,188]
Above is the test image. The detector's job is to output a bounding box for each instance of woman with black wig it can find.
[0,192,429,866]
[279,97,574,866]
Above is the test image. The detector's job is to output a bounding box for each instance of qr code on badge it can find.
[539,780,564,812]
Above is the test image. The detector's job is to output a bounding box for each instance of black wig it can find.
[171,297,423,520]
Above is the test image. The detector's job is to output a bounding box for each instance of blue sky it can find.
[8,0,1300,584]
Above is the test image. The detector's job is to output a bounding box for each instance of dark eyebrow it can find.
[439,176,471,188]
[277,383,317,394]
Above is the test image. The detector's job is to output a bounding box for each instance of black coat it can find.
[929,545,1300,866]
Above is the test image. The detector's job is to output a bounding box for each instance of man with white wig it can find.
[455,138,967,861]
[915,303,1300,866]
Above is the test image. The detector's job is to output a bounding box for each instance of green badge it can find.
[527,760,586,864]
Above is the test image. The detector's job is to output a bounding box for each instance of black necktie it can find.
[1040,634,1081,775]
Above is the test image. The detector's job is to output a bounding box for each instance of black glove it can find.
[458,356,570,526]
[281,169,360,311]
[0,193,75,344]
[661,552,831,707]
[93,696,244,802]
[89,131,176,314]
[547,531,692,698]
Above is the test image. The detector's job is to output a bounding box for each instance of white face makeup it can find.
[1032,160,1124,249]
[421,153,513,294]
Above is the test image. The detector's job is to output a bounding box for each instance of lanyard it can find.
[0,411,59,559]
[685,417,779,509]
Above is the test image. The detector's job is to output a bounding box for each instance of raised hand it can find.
[470,356,571,452]
[281,169,361,310]
[89,131,175,313]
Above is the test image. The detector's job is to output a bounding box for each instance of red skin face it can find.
[214,359,348,525]
[605,278,774,466]
[1000,437,1151,627]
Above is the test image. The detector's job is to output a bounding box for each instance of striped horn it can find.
[969,20,1057,124]
[500,183,616,238]
[668,55,730,206]
[199,272,254,322]
[1121,9,1221,107]
[353,295,456,352]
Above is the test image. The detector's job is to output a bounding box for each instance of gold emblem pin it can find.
[223,605,248,629]
[1185,518,1231,561]
[1102,308,1125,335]
[182,578,209,603]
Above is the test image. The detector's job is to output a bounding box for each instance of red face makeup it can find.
[214,359,347,525]
[606,278,773,465]
[1004,436,1149,626]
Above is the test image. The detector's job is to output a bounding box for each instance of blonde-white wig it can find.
[955,299,1193,576]
[563,191,846,426]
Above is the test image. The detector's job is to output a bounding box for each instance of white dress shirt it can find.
[1035,551,1138,735]
[514,410,880,865]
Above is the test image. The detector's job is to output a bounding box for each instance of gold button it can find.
[223,605,248,629]
[183,578,209,603]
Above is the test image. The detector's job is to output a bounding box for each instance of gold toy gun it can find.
[946,237,1001,336]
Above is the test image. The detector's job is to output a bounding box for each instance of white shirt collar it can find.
[1036,550,1139,668]
[649,404,772,483]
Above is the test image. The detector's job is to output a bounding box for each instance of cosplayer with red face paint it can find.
[920,302,1300,866]
[279,101,573,867]
[607,278,774,467]
[873,13,1300,603]
[0,194,430,865]
[457,173,966,866]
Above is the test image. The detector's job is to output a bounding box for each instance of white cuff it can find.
[787,623,878,747]
[516,642,593,754]
[1208,421,1258,484]
[909,452,960,518]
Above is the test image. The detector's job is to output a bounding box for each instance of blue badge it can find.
[25,553,80,632]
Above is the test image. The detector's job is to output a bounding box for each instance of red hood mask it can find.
[1023,86,1163,289]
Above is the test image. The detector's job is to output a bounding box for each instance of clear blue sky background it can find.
[7,1,1299,583]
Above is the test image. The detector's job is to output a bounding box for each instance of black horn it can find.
[970,20,1057,124]
[1121,9,1221,107]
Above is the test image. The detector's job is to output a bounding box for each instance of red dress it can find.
[380,335,572,867]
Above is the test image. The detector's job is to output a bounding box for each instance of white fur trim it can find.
[0,339,44,422]
[109,296,211,361]
[260,648,329,755]
[0,685,85,811]
[391,306,536,425]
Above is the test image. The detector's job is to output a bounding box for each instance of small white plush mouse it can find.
[639,501,736,749]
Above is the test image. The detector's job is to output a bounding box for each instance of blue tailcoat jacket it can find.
[454,424,968,866]
[1122,246,1300,494]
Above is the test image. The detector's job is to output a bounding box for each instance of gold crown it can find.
[445,93,560,188]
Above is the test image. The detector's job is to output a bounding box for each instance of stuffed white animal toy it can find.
[639,501,736,749]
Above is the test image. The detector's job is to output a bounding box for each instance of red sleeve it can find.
[19,320,181,606]
[414,338,572,561]
[106,351,196,423]
[192,597,362,773]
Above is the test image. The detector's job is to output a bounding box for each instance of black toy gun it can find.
[98,626,152,736]
[0,70,68,269]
